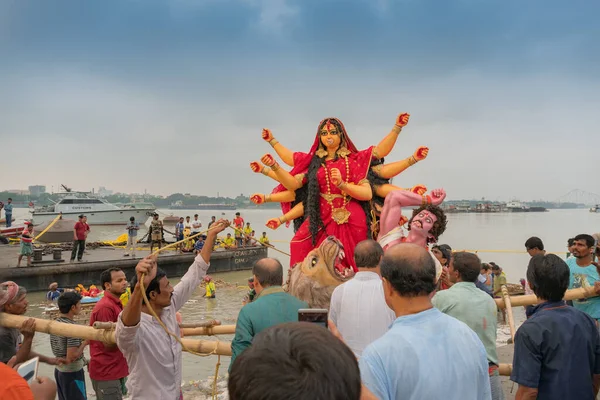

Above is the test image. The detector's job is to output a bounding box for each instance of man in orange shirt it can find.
[0,360,56,400]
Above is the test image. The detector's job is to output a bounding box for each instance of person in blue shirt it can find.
[4,198,13,228]
[175,217,184,253]
[46,282,64,302]
[567,234,600,322]
[194,235,206,254]
[358,243,491,400]
[511,253,600,399]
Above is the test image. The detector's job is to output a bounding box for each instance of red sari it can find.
[273,118,375,272]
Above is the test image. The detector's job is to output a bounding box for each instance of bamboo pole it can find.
[179,320,221,329]
[92,322,115,330]
[92,321,236,336]
[494,286,598,309]
[0,313,232,356]
[182,325,236,336]
[501,285,516,342]
[499,363,512,376]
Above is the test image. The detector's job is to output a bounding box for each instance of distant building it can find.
[97,186,114,197]
[28,185,46,197]
[8,189,30,195]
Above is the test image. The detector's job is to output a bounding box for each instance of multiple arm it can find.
[339,181,372,201]
[262,129,295,167]
[250,191,296,205]
[372,113,410,160]
[266,203,305,230]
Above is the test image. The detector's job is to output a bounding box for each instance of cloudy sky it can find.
[1,0,598,201]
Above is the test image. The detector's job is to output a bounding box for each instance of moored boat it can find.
[31,186,156,225]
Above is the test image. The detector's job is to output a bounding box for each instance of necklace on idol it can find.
[322,157,351,225]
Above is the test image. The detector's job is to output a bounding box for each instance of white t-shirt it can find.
[191,219,202,233]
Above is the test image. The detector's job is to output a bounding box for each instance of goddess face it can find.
[319,119,342,150]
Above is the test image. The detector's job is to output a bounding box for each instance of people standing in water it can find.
[203,276,216,299]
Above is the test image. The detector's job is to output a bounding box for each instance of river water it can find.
[7,207,600,397]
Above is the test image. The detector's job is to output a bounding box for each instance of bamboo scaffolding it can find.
[0,313,232,356]
[501,285,516,342]
[494,286,598,309]
[92,321,236,336]
[499,364,512,376]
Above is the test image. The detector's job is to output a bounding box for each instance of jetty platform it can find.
[0,244,268,291]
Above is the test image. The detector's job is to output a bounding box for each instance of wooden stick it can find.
[93,321,115,330]
[501,285,516,343]
[92,320,235,336]
[178,320,221,329]
[182,325,236,336]
[499,363,512,376]
[494,286,598,309]
[0,313,232,356]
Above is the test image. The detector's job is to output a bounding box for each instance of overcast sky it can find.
[1,0,598,201]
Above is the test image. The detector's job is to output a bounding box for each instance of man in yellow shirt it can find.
[223,233,236,249]
[243,223,253,247]
[258,232,270,246]
[119,284,132,307]
[203,276,216,298]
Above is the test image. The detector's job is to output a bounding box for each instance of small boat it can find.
[506,200,528,212]
[591,205,600,213]
[0,225,26,238]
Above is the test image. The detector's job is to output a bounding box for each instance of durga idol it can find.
[263,114,411,274]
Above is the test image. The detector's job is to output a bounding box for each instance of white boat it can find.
[506,200,528,212]
[591,205,600,213]
[30,190,156,226]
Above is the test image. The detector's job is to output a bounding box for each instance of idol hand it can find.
[395,113,410,127]
[410,184,427,196]
[430,189,446,206]
[262,128,274,142]
[250,161,263,173]
[261,153,276,167]
[330,168,342,187]
[413,146,429,161]
[266,218,282,230]
[250,194,265,205]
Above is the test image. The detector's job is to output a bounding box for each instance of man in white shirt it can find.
[191,214,202,236]
[329,239,395,357]
[115,219,229,399]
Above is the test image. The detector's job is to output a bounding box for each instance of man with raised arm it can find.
[115,219,229,400]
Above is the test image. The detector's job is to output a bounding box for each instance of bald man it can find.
[329,240,395,357]
[359,244,492,400]
[229,258,308,371]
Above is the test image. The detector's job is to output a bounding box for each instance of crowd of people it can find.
[2,224,600,399]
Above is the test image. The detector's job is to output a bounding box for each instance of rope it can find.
[228,225,291,257]
[138,222,292,398]
[33,215,61,244]
[139,224,228,398]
